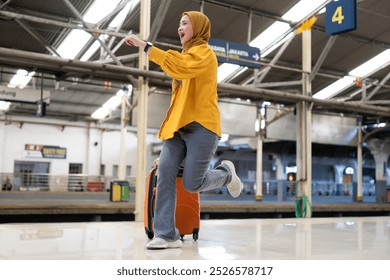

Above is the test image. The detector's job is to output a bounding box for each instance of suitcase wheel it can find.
[192,228,199,241]
[145,228,154,240]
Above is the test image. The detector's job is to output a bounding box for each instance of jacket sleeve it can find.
[148,45,214,80]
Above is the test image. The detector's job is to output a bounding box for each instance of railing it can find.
[0,173,136,193]
[0,172,376,197]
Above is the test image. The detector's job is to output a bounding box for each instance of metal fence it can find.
[0,172,376,197]
[1,173,136,192]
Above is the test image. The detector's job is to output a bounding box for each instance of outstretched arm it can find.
[125,34,152,54]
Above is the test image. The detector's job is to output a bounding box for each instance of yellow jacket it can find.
[149,44,221,140]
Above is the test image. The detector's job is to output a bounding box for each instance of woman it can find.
[125,11,243,249]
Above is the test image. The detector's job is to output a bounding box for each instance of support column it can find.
[357,119,363,202]
[334,164,346,195]
[296,28,312,217]
[255,133,263,201]
[275,156,286,201]
[255,106,263,201]
[134,0,150,222]
[118,94,127,180]
[366,138,390,203]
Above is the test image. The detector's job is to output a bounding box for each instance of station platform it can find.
[0,216,389,260]
[0,192,390,223]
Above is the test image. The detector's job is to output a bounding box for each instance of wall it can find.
[0,117,160,178]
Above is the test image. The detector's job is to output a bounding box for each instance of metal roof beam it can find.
[367,71,390,100]
[254,34,296,85]
[0,46,389,117]
[310,36,337,81]
[149,0,172,42]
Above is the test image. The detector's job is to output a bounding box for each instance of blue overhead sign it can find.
[209,38,261,68]
[326,0,357,35]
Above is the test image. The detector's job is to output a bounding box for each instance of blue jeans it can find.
[154,122,231,241]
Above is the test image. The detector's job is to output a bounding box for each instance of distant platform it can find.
[0,191,389,223]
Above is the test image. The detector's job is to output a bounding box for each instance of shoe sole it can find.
[223,161,243,198]
[146,240,182,250]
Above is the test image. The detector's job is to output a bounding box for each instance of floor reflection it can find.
[0,216,389,260]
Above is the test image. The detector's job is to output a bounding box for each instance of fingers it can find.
[125,38,134,46]
[125,34,140,47]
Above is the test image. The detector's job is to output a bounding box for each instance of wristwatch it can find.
[144,41,153,53]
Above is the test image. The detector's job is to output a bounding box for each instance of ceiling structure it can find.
[0,0,389,129]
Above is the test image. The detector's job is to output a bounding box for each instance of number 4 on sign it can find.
[332,6,344,24]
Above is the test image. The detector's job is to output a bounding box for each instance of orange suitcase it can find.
[144,164,200,240]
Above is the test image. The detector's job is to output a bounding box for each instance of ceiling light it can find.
[282,0,328,22]
[83,0,122,24]
[57,29,92,59]
[349,49,390,77]
[8,69,35,89]
[250,21,291,57]
[217,63,240,83]
[313,76,355,99]
[57,0,135,60]
[109,1,136,27]
[314,49,390,99]
[0,101,11,111]
[91,86,133,120]
[218,1,329,81]
[102,95,122,110]
[91,107,110,119]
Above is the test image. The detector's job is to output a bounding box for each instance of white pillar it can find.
[296,28,312,217]
[255,132,263,201]
[134,0,150,221]
[118,94,127,180]
[357,119,363,202]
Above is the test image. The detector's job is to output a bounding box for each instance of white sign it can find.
[0,86,50,104]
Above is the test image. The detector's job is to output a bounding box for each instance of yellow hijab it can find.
[182,11,211,51]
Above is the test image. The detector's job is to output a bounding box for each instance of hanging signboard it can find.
[326,0,357,35]
[0,86,50,104]
[209,38,261,68]
[24,144,67,159]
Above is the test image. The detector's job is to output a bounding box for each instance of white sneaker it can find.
[146,237,182,249]
[222,160,243,198]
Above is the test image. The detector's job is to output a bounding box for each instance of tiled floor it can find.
[0,216,389,260]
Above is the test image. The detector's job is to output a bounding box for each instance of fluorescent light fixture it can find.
[8,69,35,89]
[91,87,133,120]
[83,0,121,24]
[218,0,329,82]
[217,63,240,83]
[313,76,355,99]
[102,95,121,110]
[57,29,92,59]
[91,107,110,119]
[282,0,328,22]
[349,49,390,77]
[0,101,11,111]
[250,22,288,50]
[81,0,138,61]
[250,0,328,57]
[57,0,127,60]
[314,49,390,99]
[255,119,259,132]
[109,1,136,27]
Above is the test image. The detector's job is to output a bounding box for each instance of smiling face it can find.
[178,15,193,45]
